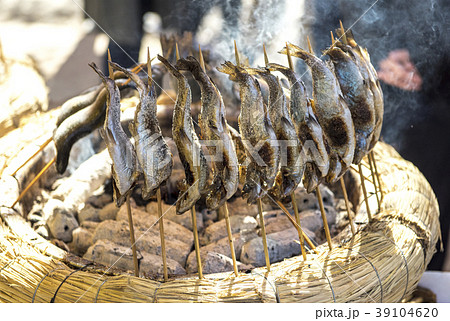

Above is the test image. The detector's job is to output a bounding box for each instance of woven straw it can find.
[0,110,440,303]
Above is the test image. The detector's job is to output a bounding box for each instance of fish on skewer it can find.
[53,77,137,174]
[280,43,356,183]
[267,62,329,193]
[89,62,140,207]
[217,61,279,204]
[109,61,173,200]
[176,56,239,210]
[157,55,209,214]
[335,28,383,151]
[245,66,303,199]
[326,40,376,164]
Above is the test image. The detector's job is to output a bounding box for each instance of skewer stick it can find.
[125,194,139,277]
[147,47,153,85]
[340,177,356,235]
[190,207,203,279]
[330,31,335,46]
[198,44,206,73]
[290,193,306,260]
[107,49,114,80]
[263,43,269,67]
[285,42,294,71]
[221,203,239,276]
[275,200,317,253]
[367,153,380,212]
[257,198,271,271]
[358,163,372,221]
[370,151,383,200]
[306,36,314,55]
[11,136,53,176]
[11,157,56,208]
[156,188,168,281]
[316,187,333,250]
[175,43,180,60]
[339,20,348,45]
[234,40,240,67]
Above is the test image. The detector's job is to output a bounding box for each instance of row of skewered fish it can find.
[52,29,383,215]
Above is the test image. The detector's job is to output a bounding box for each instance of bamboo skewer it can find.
[125,195,139,277]
[11,136,53,176]
[191,207,203,279]
[340,177,356,235]
[339,20,348,45]
[156,188,168,281]
[175,43,180,61]
[367,153,380,212]
[358,163,372,221]
[276,199,317,255]
[221,204,239,276]
[234,40,240,67]
[257,198,271,271]
[11,157,55,208]
[316,187,333,250]
[263,43,269,67]
[370,150,383,200]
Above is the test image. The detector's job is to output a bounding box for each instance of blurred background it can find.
[1,0,449,270]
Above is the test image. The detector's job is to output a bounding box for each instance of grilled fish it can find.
[109,61,173,200]
[326,44,375,164]
[246,67,303,199]
[268,63,329,192]
[158,55,209,214]
[89,63,139,207]
[335,29,383,151]
[176,56,239,209]
[281,43,355,183]
[217,61,279,204]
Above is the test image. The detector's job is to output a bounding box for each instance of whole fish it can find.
[157,55,209,214]
[268,63,330,192]
[217,61,279,204]
[89,63,139,207]
[246,67,303,199]
[176,56,239,210]
[326,43,376,164]
[280,43,356,183]
[109,61,173,200]
[335,29,383,151]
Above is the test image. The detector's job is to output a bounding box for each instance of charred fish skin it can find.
[109,62,173,200]
[217,61,279,204]
[176,56,239,210]
[157,55,208,214]
[268,63,329,192]
[89,62,139,207]
[280,44,355,182]
[326,45,376,164]
[248,67,303,199]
